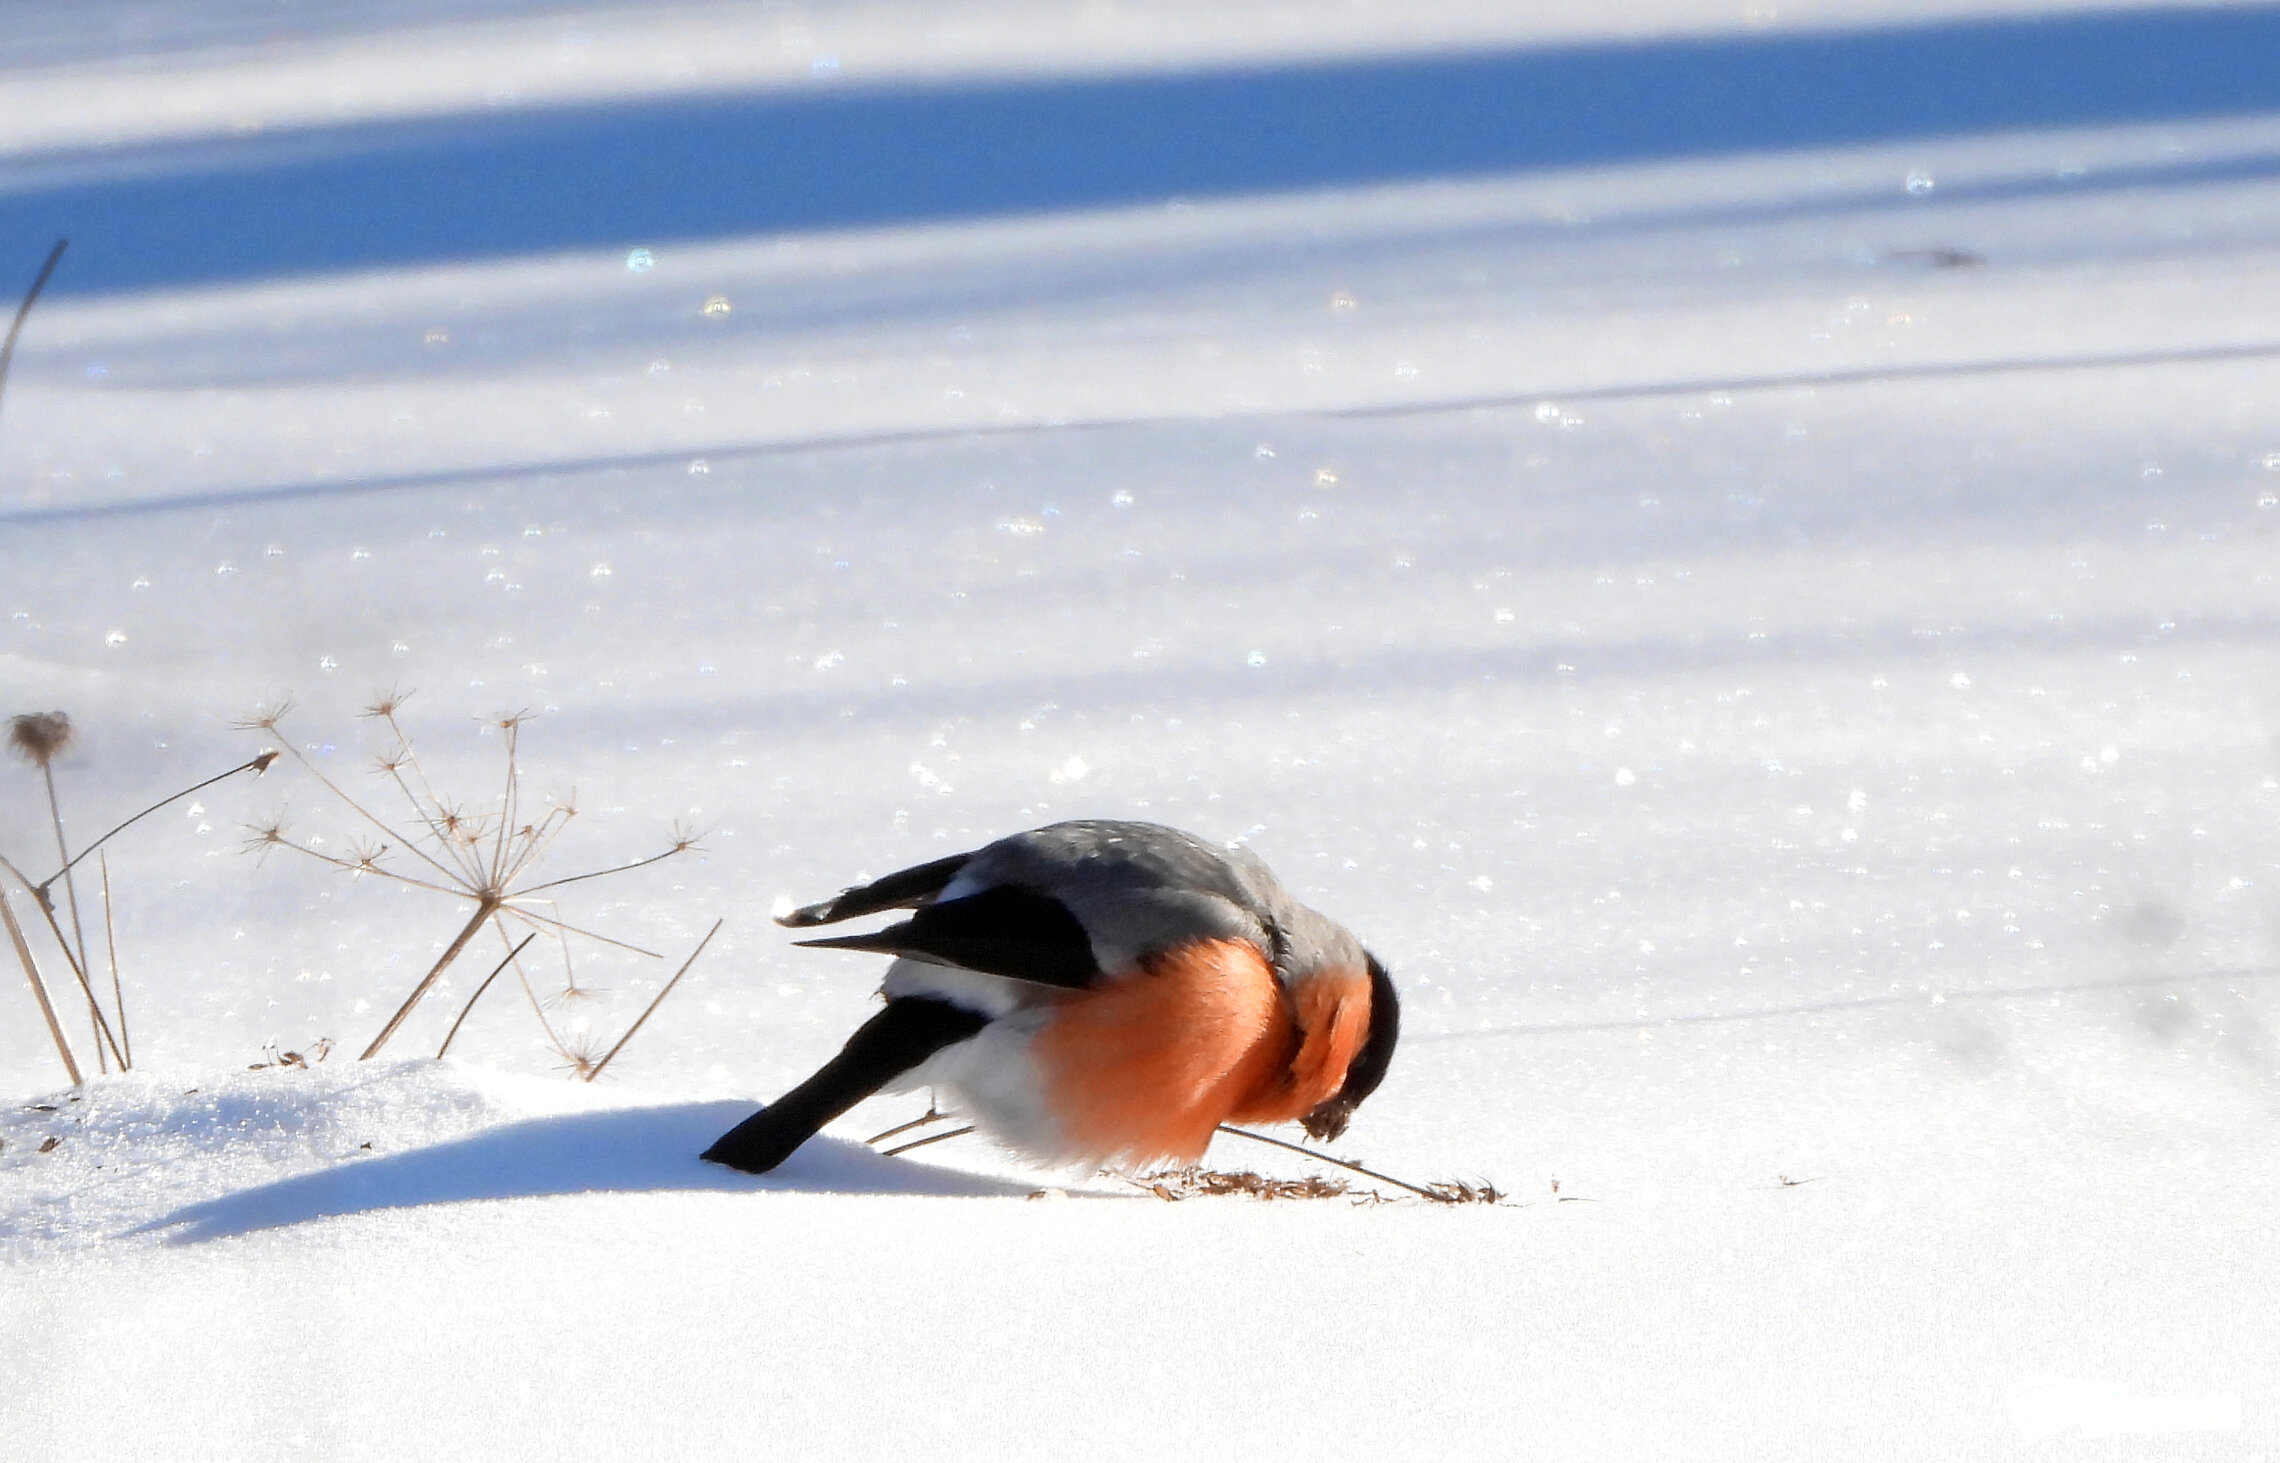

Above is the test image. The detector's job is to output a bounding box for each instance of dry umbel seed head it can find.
[8,712,74,768]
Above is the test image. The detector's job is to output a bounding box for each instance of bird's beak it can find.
[1300,1098,1354,1143]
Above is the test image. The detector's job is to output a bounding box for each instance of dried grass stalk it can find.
[41,749,278,893]
[6,723,276,1076]
[360,897,499,1060]
[583,919,721,1082]
[1,885,79,1085]
[0,853,127,1072]
[35,734,94,1065]
[100,852,128,1069]
[436,932,537,1059]
[0,238,66,423]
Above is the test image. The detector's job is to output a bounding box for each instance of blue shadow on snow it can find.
[8,4,2280,295]
[141,1099,1032,1244]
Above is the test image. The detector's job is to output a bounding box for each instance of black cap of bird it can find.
[702,820,1399,1175]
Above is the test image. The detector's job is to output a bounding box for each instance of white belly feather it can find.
[877,957,1071,1161]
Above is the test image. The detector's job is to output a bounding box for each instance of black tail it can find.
[701,997,989,1174]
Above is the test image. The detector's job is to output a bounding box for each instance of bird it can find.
[701,819,1399,1175]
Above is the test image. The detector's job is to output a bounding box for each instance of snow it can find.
[4,0,2278,1456]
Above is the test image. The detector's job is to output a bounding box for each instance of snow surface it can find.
[4,1,2279,1457]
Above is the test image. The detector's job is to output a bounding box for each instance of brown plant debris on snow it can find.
[1131,1168,1354,1202]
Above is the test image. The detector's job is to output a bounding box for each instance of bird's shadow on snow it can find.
[140,1100,1032,1245]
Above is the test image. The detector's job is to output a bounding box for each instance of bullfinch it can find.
[702,819,1398,1174]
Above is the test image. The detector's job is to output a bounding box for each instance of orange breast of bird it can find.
[1031,937,1370,1167]
[1230,964,1371,1127]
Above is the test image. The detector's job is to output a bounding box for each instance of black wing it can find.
[793,884,1101,990]
[775,850,976,928]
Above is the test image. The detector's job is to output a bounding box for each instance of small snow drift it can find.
[0,1062,1025,1256]
[150,1097,1026,1244]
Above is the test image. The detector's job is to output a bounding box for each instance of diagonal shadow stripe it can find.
[6,336,2276,527]
[8,4,2280,296]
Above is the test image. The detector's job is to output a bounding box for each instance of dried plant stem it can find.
[583,919,721,1082]
[40,762,96,1068]
[42,752,277,895]
[378,760,476,885]
[253,831,463,897]
[517,842,694,898]
[35,895,125,1070]
[268,733,470,889]
[1214,1125,1458,1203]
[1,885,79,1085]
[0,853,128,1071]
[248,698,698,1072]
[500,904,662,959]
[436,932,537,1059]
[100,853,129,1069]
[0,237,65,423]
[488,715,523,890]
[884,1125,974,1158]
[500,919,579,1067]
[361,896,499,1060]
[498,805,577,890]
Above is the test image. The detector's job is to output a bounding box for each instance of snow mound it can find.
[0,1060,1026,1258]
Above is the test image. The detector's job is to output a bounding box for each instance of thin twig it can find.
[378,755,483,888]
[436,932,536,1058]
[500,915,579,1068]
[256,726,470,887]
[496,902,663,959]
[1,884,79,1084]
[884,1125,975,1158]
[537,903,596,1004]
[498,801,579,889]
[29,749,280,1073]
[4,860,127,1071]
[375,704,449,816]
[372,699,488,888]
[584,918,721,1082]
[0,237,65,423]
[43,752,277,892]
[489,715,523,893]
[1214,1124,1459,1203]
[40,764,93,1064]
[516,838,696,898]
[360,896,498,1059]
[249,831,465,897]
[100,852,128,1069]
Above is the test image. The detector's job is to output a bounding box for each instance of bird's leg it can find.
[882,1125,975,1158]
[866,1094,951,1146]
